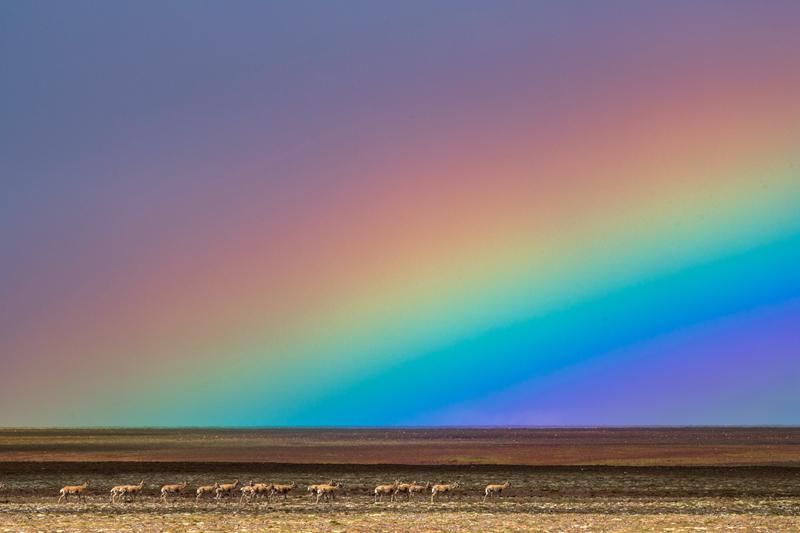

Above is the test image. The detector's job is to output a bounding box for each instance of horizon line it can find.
[2,424,800,431]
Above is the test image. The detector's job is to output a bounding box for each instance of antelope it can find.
[160,481,189,502]
[484,481,510,501]
[195,483,218,501]
[215,479,240,499]
[239,482,257,504]
[307,480,335,498]
[431,481,459,502]
[374,480,399,502]
[239,481,271,503]
[58,481,90,503]
[270,482,296,500]
[110,480,144,503]
[393,481,413,500]
[252,482,273,500]
[126,480,146,500]
[313,481,343,503]
[408,481,431,499]
[109,484,124,503]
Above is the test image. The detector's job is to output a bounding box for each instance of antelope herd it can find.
[2,479,514,505]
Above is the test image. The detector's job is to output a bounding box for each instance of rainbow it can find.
[1,2,799,426]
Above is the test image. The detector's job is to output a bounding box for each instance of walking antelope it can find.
[430,481,459,502]
[270,482,296,500]
[110,480,144,503]
[239,482,258,504]
[58,481,90,503]
[312,481,343,503]
[195,483,218,501]
[239,481,271,503]
[215,479,240,499]
[408,481,431,499]
[252,482,273,500]
[127,480,146,500]
[160,481,189,502]
[483,481,510,501]
[374,480,399,502]
[307,481,335,498]
[393,481,413,500]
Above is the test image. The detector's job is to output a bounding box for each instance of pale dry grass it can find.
[1,507,799,532]
[2,496,799,532]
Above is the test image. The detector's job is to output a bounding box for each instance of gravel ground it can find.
[2,458,799,531]
[2,494,800,532]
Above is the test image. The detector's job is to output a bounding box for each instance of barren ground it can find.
[1,429,799,531]
[2,427,799,465]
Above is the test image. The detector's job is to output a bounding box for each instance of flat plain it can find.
[1,428,799,531]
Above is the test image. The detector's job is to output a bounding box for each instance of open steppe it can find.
[1,428,799,531]
[2,427,799,465]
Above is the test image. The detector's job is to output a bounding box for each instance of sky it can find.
[1,1,799,426]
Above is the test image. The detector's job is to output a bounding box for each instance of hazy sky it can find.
[1,1,799,426]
